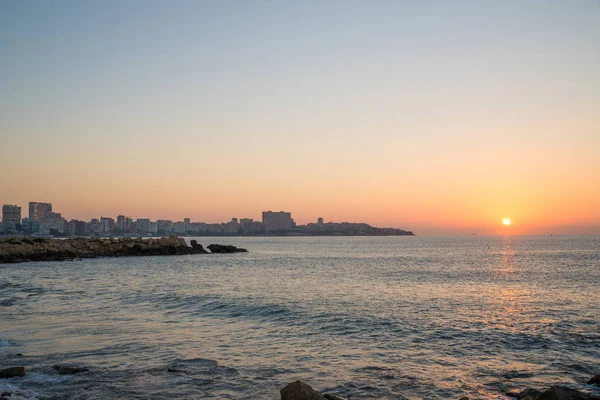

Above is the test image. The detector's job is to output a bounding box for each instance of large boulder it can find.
[0,367,26,378]
[537,386,600,400]
[280,381,326,400]
[207,244,248,253]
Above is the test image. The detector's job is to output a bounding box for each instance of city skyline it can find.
[1,200,413,236]
[1,1,599,236]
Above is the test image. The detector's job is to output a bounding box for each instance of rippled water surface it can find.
[1,236,599,399]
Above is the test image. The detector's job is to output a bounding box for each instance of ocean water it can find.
[1,236,599,400]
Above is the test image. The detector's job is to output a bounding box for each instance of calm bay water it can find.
[1,236,599,399]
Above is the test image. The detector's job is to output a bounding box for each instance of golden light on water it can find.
[503,218,512,226]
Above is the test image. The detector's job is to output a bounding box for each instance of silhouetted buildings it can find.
[262,211,295,232]
[2,205,21,232]
[29,202,52,221]
[0,202,413,237]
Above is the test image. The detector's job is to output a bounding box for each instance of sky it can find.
[1,1,599,235]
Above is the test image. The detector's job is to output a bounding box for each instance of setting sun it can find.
[503,218,511,226]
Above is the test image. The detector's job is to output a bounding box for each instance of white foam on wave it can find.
[24,372,72,384]
[0,381,41,400]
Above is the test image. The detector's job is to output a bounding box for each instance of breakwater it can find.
[0,236,247,263]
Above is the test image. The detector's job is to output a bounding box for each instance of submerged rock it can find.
[508,388,543,399]
[589,374,600,385]
[536,386,600,400]
[207,244,248,253]
[323,395,349,400]
[53,365,89,375]
[0,367,26,378]
[280,381,326,400]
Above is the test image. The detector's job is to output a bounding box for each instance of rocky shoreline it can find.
[0,236,247,264]
[1,366,599,400]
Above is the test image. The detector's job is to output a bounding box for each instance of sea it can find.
[1,236,599,399]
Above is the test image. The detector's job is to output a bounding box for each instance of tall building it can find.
[100,217,115,235]
[126,218,135,233]
[2,204,22,232]
[137,218,151,234]
[184,218,191,232]
[262,211,295,232]
[29,202,52,221]
[116,215,129,231]
[67,220,86,236]
[40,212,66,234]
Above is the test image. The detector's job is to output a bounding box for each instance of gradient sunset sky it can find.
[1,1,599,235]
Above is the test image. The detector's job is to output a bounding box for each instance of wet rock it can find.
[508,388,542,399]
[323,395,349,400]
[536,386,600,400]
[0,236,240,263]
[1,391,12,397]
[589,374,600,385]
[280,381,327,400]
[190,240,208,254]
[207,244,248,253]
[0,367,26,378]
[52,365,89,375]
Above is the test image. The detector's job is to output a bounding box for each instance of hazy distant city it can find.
[1,202,414,237]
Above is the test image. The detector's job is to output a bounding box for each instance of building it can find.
[67,220,86,236]
[239,218,261,234]
[223,218,240,234]
[173,221,186,234]
[116,215,129,231]
[29,202,52,221]
[86,219,101,235]
[100,217,115,235]
[40,212,66,234]
[2,204,22,232]
[184,218,191,232]
[157,220,174,233]
[21,217,41,234]
[317,217,324,225]
[137,218,151,234]
[126,218,136,233]
[262,211,295,232]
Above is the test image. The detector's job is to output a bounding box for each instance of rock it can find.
[280,381,327,400]
[589,374,600,385]
[0,236,242,263]
[0,367,26,378]
[1,392,12,397]
[323,395,349,400]
[459,397,469,400]
[207,244,248,253]
[537,386,600,400]
[522,397,534,400]
[510,388,542,399]
[190,240,208,254]
[53,365,89,375]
